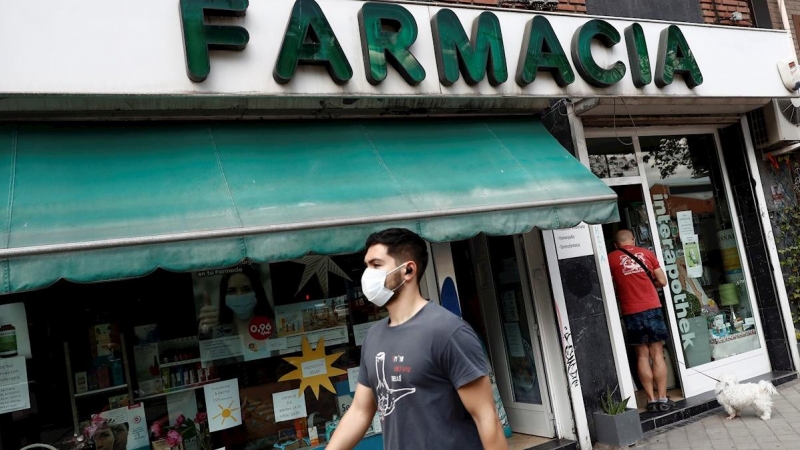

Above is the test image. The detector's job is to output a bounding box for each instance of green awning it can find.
[0,118,617,294]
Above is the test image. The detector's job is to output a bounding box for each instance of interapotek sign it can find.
[181,0,703,90]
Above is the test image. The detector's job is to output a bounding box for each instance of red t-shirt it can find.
[608,245,661,316]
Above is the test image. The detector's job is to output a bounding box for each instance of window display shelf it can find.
[74,384,129,398]
[159,357,202,368]
[134,379,220,401]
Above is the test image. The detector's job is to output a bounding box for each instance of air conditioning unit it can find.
[750,98,800,155]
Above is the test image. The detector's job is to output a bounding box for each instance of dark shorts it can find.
[623,308,669,346]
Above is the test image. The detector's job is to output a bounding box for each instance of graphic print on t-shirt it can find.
[375,352,415,417]
[620,252,648,276]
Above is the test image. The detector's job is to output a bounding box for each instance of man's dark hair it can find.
[365,228,429,282]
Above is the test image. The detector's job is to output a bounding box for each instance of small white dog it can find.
[715,374,777,420]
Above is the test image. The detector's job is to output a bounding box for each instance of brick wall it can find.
[767,0,800,56]
[699,0,754,26]
[445,0,769,35]
[456,0,587,12]
[556,0,586,13]
[450,0,757,28]
[764,0,785,29]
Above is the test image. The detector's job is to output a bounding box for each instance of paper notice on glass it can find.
[203,379,242,432]
[503,323,525,358]
[266,337,288,352]
[0,356,29,414]
[371,412,382,434]
[682,234,703,278]
[301,359,327,378]
[100,404,150,450]
[273,389,307,422]
[279,326,349,355]
[348,367,360,393]
[677,211,694,239]
[100,406,129,425]
[166,391,198,430]
[126,403,150,450]
[353,321,377,347]
[0,303,32,359]
[200,336,243,363]
[552,223,593,260]
[500,291,520,322]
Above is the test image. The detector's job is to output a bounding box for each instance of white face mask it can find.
[361,262,408,307]
[226,292,258,320]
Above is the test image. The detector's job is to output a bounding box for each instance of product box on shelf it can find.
[89,323,120,358]
[96,366,110,389]
[75,371,88,394]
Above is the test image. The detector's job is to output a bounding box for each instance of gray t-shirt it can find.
[358,302,489,450]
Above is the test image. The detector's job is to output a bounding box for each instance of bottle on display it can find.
[325,415,340,442]
[110,359,124,386]
[161,367,171,390]
[0,323,18,358]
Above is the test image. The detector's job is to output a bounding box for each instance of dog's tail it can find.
[758,380,778,395]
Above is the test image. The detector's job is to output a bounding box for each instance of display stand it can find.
[64,333,135,435]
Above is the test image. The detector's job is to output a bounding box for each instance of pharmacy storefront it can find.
[0,1,797,450]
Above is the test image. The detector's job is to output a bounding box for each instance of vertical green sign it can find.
[358,2,426,86]
[625,23,651,88]
[431,10,507,86]
[516,16,575,87]
[180,0,250,83]
[655,25,703,88]
[571,19,626,88]
[274,0,353,85]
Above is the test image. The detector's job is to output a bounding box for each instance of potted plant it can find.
[593,386,642,447]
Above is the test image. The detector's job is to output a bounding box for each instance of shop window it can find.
[640,134,760,368]
[0,253,382,450]
[586,137,639,179]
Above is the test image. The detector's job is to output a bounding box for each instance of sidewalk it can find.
[631,379,800,450]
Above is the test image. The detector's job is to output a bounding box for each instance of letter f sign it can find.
[181,0,250,82]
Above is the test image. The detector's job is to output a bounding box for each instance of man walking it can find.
[609,230,672,413]
[327,228,508,450]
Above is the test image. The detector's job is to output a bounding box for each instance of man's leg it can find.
[648,341,668,400]
[634,344,656,402]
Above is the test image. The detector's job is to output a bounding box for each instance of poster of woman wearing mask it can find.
[193,263,276,362]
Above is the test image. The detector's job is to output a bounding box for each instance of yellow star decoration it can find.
[278,336,346,399]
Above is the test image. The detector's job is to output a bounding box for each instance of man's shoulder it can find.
[422,302,468,330]
[632,246,657,259]
[362,317,389,341]
[608,249,626,264]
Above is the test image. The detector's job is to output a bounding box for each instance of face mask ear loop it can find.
[386,262,409,292]
[391,278,406,293]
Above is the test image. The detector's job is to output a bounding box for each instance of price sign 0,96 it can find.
[249,316,273,341]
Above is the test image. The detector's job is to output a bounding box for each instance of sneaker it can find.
[646,401,660,413]
[658,398,675,412]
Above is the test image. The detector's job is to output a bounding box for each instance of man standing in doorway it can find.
[327,228,508,450]
[609,230,672,413]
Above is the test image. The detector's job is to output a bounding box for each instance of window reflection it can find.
[586,138,639,178]
[641,135,759,368]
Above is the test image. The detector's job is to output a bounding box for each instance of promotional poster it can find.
[193,264,276,362]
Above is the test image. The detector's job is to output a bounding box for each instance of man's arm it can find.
[457,376,508,450]
[326,383,377,450]
[652,267,668,288]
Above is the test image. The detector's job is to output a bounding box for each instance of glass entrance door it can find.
[582,129,772,398]
[469,234,554,437]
